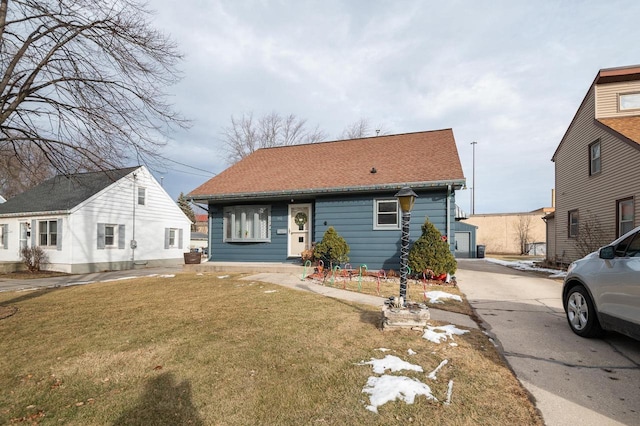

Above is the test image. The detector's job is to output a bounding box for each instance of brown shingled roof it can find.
[598,116,640,145]
[189,129,464,200]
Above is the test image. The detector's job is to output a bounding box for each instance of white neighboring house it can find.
[0,166,191,273]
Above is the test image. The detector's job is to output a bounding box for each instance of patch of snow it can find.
[159,274,175,278]
[449,343,458,347]
[424,291,463,304]
[357,355,423,374]
[444,380,454,405]
[422,324,470,344]
[375,348,391,352]
[264,290,277,293]
[217,275,230,279]
[486,257,566,278]
[427,359,448,381]
[407,349,417,356]
[362,375,437,413]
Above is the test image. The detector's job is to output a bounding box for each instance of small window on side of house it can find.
[138,187,146,206]
[568,210,579,238]
[617,198,635,237]
[104,225,116,247]
[589,140,601,175]
[619,93,640,111]
[374,199,400,230]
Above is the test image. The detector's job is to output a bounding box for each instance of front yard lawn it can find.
[0,273,541,425]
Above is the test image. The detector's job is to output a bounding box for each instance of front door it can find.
[288,204,311,258]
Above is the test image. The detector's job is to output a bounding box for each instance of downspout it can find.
[132,173,137,267]
[446,185,451,249]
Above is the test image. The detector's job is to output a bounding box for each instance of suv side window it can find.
[625,233,640,257]
[615,232,640,257]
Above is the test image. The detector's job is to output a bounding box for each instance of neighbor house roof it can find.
[553,65,640,161]
[597,116,640,146]
[189,130,465,202]
[0,167,139,216]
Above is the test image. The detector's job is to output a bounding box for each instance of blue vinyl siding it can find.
[209,203,292,262]
[207,189,455,270]
[313,190,452,271]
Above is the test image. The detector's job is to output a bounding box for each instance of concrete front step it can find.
[183,261,306,275]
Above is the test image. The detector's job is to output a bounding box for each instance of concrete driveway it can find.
[456,259,640,426]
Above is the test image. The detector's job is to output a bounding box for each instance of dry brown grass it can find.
[0,273,542,425]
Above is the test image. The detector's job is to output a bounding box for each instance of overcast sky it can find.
[147,0,640,215]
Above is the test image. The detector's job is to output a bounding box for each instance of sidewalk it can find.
[0,266,183,292]
[244,272,478,329]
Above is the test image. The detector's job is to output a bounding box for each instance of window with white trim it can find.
[137,187,146,206]
[39,220,58,247]
[223,206,270,242]
[168,228,177,248]
[374,199,400,230]
[589,140,601,175]
[97,223,125,249]
[568,210,579,238]
[617,198,635,237]
[619,93,640,111]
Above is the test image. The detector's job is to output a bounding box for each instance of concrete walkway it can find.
[244,272,478,329]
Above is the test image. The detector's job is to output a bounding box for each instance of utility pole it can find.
[470,141,477,215]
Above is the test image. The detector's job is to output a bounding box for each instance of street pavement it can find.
[456,259,640,426]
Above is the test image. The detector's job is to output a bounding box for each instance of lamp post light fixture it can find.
[395,186,418,305]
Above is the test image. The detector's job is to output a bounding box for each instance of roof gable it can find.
[0,167,140,215]
[189,130,464,200]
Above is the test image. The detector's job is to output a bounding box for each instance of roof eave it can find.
[0,210,71,218]
[188,179,466,203]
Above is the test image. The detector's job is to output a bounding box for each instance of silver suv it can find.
[563,225,640,340]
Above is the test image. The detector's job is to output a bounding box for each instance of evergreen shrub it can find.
[313,226,349,268]
[408,218,457,276]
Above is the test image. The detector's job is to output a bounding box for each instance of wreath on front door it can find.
[294,212,308,227]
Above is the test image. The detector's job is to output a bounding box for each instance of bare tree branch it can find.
[222,111,327,164]
[0,0,188,190]
[339,117,391,139]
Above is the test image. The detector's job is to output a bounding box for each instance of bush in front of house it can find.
[20,246,49,272]
[408,218,457,276]
[313,227,349,269]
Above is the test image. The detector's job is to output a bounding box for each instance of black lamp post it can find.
[395,186,418,305]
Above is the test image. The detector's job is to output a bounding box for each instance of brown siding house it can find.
[550,65,640,264]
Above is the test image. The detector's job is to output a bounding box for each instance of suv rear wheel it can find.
[565,285,602,337]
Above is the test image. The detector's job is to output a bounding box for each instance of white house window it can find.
[39,220,58,247]
[568,210,579,238]
[97,223,125,249]
[618,198,634,237]
[168,228,177,248]
[589,140,601,175]
[374,199,400,230]
[137,187,146,206]
[223,206,270,242]
[619,93,640,111]
[104,225,117,247]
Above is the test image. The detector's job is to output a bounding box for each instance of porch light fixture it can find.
[394,186,418,305]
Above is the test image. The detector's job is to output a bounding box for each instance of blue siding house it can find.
[188,130,466,271]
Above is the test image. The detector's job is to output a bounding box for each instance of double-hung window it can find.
[104,225,117,247]
[617,198,635,237]
[589,140,601,175]
[374,199,400,230]
[137,187,146,206]
[224,206,270,242]
[568,210,579,238]
[39,220,58,247]
[97,223,125,249]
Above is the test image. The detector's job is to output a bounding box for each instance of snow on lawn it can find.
[362,375,437,413]
[357,355,423,374]
[424,290,462,304]
[486,257,566,278]
[422,324,470,344]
